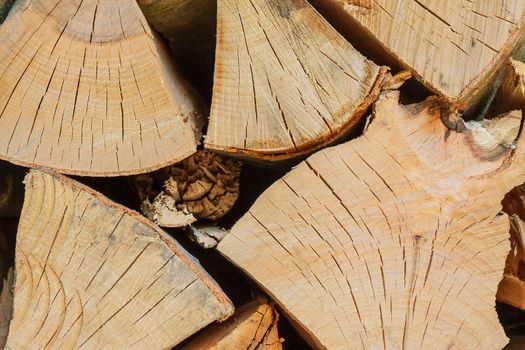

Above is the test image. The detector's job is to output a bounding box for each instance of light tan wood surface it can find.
[311,0,525,115]
[5,170,233,349]
[218,91,525,349]
[0,0,205,176]
[206,0,386,161]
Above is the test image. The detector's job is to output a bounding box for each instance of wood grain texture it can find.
[311,0,525,114]
[182,299,282,350]
[206,0,386,161]
[0,0,205,176]
[218,92,525,349]
[5,170,233,349]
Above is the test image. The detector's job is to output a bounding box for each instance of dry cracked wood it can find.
[498,185,525,310]
[206,0,387,161]
[5,170,233,349]
[0,0,205,176]
[218,92,525,349]
[312,0,525,115]
[182,299,282,350]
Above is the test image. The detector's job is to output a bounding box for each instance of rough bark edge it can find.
[205,67,388,162]
[25,168,234,318]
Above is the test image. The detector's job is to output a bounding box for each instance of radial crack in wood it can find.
[206,0,387,161]
[498,185,525,311]
[0,0,205,176]
[218,91,525,349]
[5,170,234,349]
[311,0,525,116]
[182,298,283,350]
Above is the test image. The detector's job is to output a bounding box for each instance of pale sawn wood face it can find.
[0,0,204,176]
[5,170,233,349]
[312,0,525,110]
[219,92,525,349]
[206,0,384,160]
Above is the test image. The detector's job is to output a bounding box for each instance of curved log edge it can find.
[206,0,388,162]
[310,0,525,116]
[0,0,206,176]
[218,91,525,349]
[5,169,233,349]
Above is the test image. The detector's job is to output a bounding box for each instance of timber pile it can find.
[0,0,524,349]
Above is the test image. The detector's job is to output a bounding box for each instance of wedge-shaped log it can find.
[218,92,525,349]
[311,0,525,115]
[0,0,204,176]
[498,185,525,310]
[206,0,386,161]
[182,299,282,350]
[5,170,233,349]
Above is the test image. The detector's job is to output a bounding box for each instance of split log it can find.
[182,299,282,350]
[0,161,25,218]
[136,150,242,227]
[0,0,205,176]
[311,0,525,116]
[5,170,233,349]
[498,185,525,310]
[218,91,525,349]
[136,0,216,96]
[205,0,387,162]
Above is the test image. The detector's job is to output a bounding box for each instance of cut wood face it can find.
[5,170,233,349]
[218,92,525,349]
[0,0,205,176]
[312,0,525,111]
[206,0,386,161]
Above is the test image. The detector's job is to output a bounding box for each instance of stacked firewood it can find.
[0,0,524,349]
